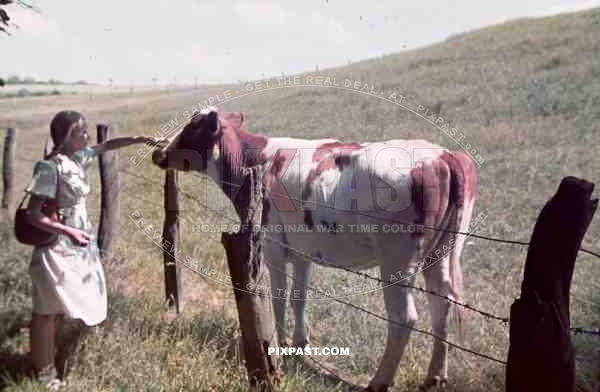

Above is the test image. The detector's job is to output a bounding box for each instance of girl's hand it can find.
[66,228,91,247]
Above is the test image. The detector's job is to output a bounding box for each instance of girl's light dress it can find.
[27,147,107,326]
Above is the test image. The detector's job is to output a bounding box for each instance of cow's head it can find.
[152,107,243,173]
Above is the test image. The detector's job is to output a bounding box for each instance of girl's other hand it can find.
[66,228,91,247]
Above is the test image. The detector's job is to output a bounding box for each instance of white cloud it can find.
[234,1,288,27]
[536,0,600,15]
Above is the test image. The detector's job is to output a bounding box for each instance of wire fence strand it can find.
[114,167,600,338]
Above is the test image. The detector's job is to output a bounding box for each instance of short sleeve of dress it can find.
[27,160,58,199]
[72,147,97,169]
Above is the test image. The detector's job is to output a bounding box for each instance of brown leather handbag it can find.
[14,160,60,246]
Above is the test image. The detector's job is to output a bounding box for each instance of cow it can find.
[152,107,477,391]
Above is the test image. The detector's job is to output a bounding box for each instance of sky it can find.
[2,0,600,85]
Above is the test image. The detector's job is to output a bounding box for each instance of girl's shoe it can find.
[35,365,66,390]
[45,378,67,390]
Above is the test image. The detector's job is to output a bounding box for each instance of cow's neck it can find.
[213,126,268,208]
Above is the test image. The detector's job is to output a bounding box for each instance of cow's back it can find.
[262,137,455,267]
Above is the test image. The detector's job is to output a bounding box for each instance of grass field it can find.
[2,7,600,391]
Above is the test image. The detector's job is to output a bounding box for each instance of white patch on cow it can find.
[201,106,219,115]
[212,143,220,161]
[351,140,446,213]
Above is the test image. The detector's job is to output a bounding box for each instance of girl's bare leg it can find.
[30,312,57,377]
[55,317,87,380]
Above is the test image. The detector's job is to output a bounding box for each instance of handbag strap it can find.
[17,191,30,209]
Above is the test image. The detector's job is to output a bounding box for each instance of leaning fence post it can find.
[2,128,16,210]
[162,169,183,312]
[96,124,121,258]
[506,176,598,392]
[221,166,280,391]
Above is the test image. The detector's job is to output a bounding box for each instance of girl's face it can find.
[65,118,89,152]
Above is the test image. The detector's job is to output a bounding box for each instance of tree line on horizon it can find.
[0,75,90,87]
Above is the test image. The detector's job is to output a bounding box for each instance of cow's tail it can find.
[443,151,476,343]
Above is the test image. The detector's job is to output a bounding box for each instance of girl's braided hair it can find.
[45,110,85,160]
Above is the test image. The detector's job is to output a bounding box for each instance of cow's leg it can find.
[422,253,452,389]
[368,264,419,392]
[290,258,312,347]
[266,243,289,346]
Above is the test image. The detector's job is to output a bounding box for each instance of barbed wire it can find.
[17,156,600,259]
[115,182,600,388]
[122,169,511,322]
[215,177,600,258]
[115,168,600,337]
[106,171,511,365]
[264,235,510,323]
[14,157,600,339]
[259,253,508,365]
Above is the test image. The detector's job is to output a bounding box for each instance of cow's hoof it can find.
[420,377,448,390]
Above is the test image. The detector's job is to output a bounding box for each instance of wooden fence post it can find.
[2,128,16,210]
[506,176,598,392]
[221,167,280,391]
[162,169,183,312]
[96,124,120,258]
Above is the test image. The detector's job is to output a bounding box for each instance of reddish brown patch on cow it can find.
[439,151,477,204]
[219,115,268,170]
[409,151,477,242]
[263,148,298,212]
[410,157,451,242]
[216,112,269,199]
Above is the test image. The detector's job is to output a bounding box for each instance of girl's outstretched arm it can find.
[90,136,167,155]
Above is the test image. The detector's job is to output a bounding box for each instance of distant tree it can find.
[6,75,20,84]
[1,1,41,35]
[23,76,35,84]
[0,0,11,34]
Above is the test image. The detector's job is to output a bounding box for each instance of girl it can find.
[25,110,166,389]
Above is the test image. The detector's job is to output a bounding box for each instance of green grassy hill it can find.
[1,7,600,392]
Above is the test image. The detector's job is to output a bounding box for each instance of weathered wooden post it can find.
[221,167,280,391]
[2,128,16,210]
[162,169,183,312]
[96,124,121,258]
[506,176,598,392]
